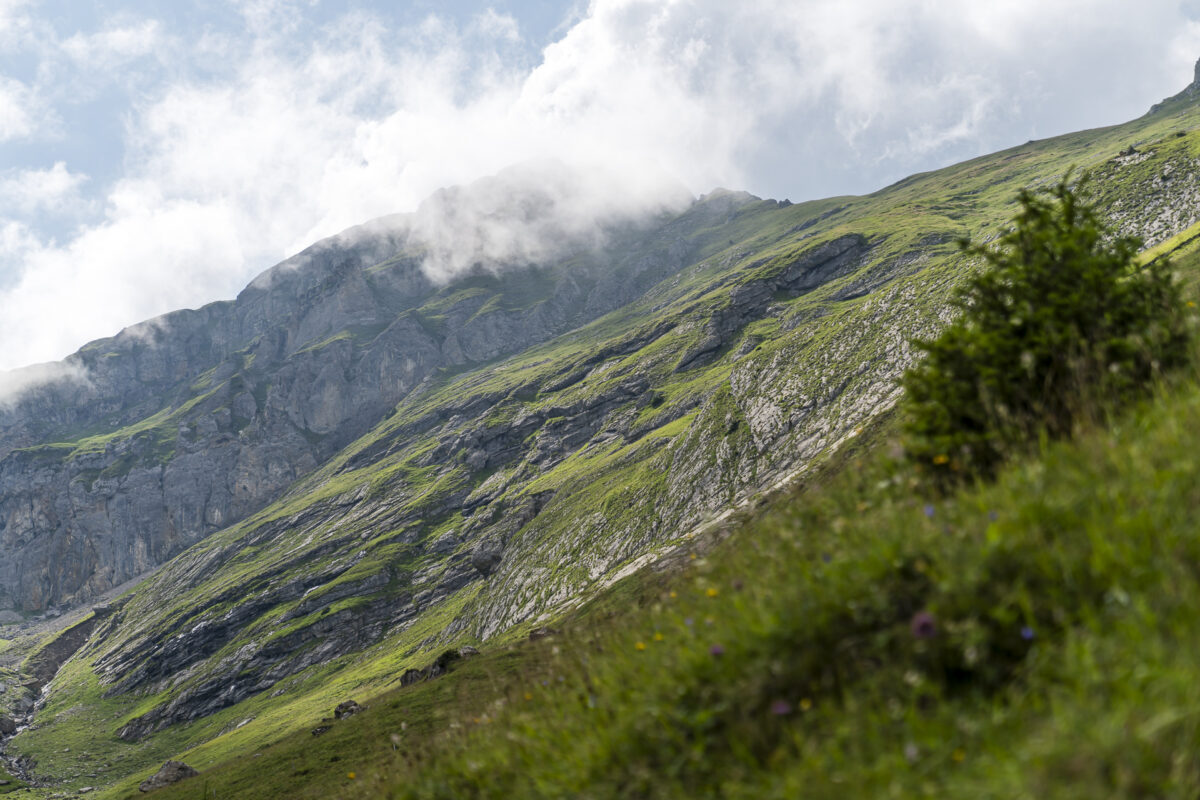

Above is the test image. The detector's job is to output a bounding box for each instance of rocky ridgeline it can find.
[0,180,728,612]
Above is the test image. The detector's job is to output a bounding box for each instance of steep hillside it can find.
[131,297,1200,800]
[6,72,1200,797]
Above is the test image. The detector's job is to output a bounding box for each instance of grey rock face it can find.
[0,221,426,610]
[0,188,707,611]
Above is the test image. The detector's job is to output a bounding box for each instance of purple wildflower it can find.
[709,643,725,657]
[684,617,694,627]
[988,510,999,522]
[1020,626,1035,641]
[770,699,792,716]
[910,610,937,639]
[923,504,936,519]
[821,553,832,563]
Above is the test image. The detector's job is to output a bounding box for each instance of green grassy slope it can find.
[132,309,1200,799]
[15,93,1200,798]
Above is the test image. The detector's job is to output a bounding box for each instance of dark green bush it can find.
[902,176,1189,482]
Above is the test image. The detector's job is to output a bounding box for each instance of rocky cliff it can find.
[0,170,701,611]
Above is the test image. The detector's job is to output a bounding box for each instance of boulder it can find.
[399,668,426,687]
[0,715,16,735]
[333,700,364,720]
[139,760,199,792]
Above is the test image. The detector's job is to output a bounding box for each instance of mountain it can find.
[5,68,1200,796]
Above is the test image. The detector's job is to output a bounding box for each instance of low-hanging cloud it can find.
[408,160,693,282]
[3,0,1200,373]
[0,359,89,409]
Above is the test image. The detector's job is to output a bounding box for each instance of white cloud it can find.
[3,0,1200,373]
[409,160,691,282]
[60,19,161,68]
[0,0,33,45]
[472,9,521,42]
[0,199,247,367]
[0,359,88,408]
[0,219,37,264]
[0,162,87,214]
[0,75,37,140]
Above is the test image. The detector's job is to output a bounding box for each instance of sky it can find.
[4,0,1200,372]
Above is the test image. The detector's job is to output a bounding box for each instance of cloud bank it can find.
[2,0,1200,372]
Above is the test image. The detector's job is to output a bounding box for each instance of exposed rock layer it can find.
[0,186,720,610]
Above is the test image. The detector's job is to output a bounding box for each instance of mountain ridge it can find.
[0,177,738,611]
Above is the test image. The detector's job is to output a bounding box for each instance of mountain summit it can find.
[1148,56,1200,113]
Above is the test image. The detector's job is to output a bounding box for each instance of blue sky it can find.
[4,0,1200,373]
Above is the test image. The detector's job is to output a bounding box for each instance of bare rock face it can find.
[139,760,199,793]
[0,179,700,612]
[0,221,427,611]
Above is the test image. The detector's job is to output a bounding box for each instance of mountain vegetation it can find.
[4,69,1200,799]
[902,176,1190,482]
[140,335,1200,799]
